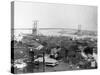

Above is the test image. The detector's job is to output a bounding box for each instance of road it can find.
[14,60,80,74]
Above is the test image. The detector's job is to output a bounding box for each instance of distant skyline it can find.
[14,1,97,31]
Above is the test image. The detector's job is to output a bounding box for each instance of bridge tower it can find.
[32,20,39,35]
[77,24,82,36]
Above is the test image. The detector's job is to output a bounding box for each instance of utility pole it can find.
[43,52,45,72]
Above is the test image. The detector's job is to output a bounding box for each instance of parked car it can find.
[34,56,59,66]
[14,59,27,69]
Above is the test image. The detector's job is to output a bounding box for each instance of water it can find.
[14,29,78,37]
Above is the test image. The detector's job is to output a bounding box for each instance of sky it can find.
[14,1,97,31]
